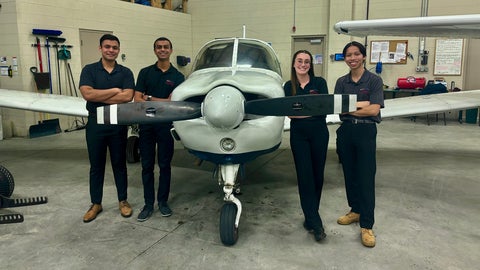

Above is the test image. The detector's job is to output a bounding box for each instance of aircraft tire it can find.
[0,165,14,198]
[126,136,140,163]
[219,202,238,246]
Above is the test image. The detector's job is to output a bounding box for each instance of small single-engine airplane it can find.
[2,14,480,245]
[96,37,357,245]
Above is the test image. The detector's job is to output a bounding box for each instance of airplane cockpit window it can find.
[193,42,234,70]
[193,39,281,75]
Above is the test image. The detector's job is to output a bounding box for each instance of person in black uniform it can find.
[284,50,329,242]
[79,34,135,223]
[134,37,185,221]
[334,41,384,247]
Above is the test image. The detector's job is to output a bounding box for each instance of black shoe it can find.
[314,227,327,242]
[159,202,172,217]
[137,205,153,222]
[303,221,314,233]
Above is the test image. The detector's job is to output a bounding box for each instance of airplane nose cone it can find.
[202,85,245,129]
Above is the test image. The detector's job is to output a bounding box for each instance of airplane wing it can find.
[334,14,480,38]
[382,90,480,118]
[0,88,87,117]
[2,88,480,127]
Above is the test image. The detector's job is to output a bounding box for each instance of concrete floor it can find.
[0,116,479,270]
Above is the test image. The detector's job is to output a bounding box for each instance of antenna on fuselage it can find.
[242,25,246,38]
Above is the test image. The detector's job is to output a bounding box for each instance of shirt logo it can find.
[166,80,174,87]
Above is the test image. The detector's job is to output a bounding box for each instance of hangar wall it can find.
[0,0,479,138]
[188,0,480,91]
[0,0,192,137]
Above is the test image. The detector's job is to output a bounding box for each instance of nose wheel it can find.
[219,202,239,246]
[218,164,242,246]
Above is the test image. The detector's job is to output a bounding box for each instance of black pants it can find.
[86,117,129,204]
[290,118,329,230]
[336,122,377,229]
[139,124,174,207]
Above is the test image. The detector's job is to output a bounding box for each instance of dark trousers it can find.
[290,118,329,230]
[86,117,129,204]
[139,124,174,207]
[336,123,377,229]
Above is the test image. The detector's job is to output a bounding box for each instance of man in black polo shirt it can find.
[134,37,185,221]
[79,34,135,223]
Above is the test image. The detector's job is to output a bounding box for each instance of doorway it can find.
[79,29,113,67]
[292,36,326,77]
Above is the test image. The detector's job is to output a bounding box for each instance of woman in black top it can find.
[284,50,329,242]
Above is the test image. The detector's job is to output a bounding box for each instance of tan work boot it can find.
[83,204,102,223]
[361,228,376,247]
[337,211,360,225]
[119,200,132,218]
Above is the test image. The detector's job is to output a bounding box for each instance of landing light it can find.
[220,138,236,152]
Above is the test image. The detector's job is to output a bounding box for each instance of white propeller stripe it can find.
[349,95,357,111]
[97,107,105,124]
[110,104,118,124]
[333,94,342,114]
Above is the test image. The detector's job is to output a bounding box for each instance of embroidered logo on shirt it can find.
[166,80,174,87]
[309,89,319,94]
[358,88,370,101]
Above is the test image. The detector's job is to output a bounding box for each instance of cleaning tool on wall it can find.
[35,37,43,72]
[48,36,66,95]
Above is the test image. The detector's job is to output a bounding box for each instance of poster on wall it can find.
[434,39,463,76]
[370,40,408,64]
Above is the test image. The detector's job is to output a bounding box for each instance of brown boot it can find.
[83,204,102,223]
[361,228,376,247]
[337,211,360,225]
[119,200,132,218]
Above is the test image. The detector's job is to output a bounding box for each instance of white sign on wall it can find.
[434,39,464,76]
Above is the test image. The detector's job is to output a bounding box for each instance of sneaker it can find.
[361,228,376,247]
[337,211,360,225]
[159,202,172,217]
[83,204,102,223]
[119,200,133,218]
[137,205,153,222]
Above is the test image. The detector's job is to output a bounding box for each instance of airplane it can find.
[96,37,357,245]
[0,38,357,244]
[2,14,480,245]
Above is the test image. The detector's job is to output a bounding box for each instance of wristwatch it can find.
[146,95,152,101]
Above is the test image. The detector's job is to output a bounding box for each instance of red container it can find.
[397,77,426,89]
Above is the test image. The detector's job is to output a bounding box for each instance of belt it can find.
[342,118,376,124]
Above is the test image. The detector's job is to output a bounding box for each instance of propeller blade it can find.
[97,101,201,125]
[244,94,357,116]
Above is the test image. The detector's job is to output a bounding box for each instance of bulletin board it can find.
[369,40,408,64]
[434,39,463,76]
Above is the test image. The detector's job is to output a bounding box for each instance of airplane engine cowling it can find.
[202,86,245,129]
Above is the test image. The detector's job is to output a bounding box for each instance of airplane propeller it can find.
[97,101,201,125]
[96,86,356,128]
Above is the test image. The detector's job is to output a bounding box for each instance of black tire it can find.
[219,203,239,246]
[0,165,14,198]
[126,136,140,163]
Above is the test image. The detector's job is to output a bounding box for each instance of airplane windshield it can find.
[193,39,281,75]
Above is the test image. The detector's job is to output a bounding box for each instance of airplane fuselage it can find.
[171,38,285,164]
